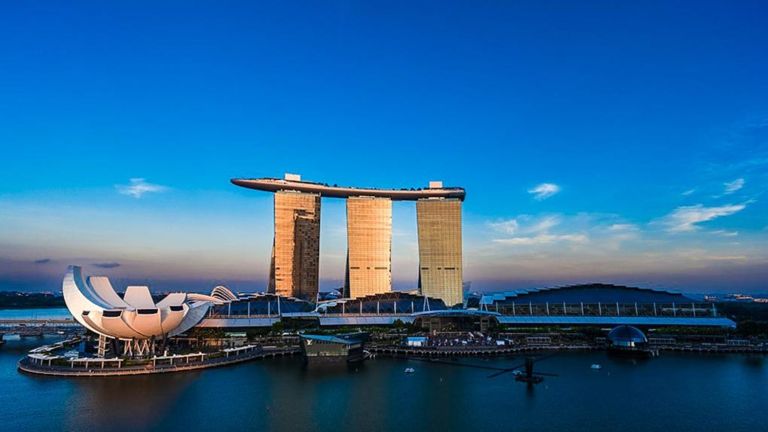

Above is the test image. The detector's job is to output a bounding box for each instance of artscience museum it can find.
[62,265,216,356]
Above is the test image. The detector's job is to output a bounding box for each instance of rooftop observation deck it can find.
[231,177,466,201]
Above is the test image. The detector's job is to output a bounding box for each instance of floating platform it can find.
[300,333,368,363]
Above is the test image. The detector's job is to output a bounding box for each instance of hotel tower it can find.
[232,174,465,305]
[269,188,321,300]
[345,196,392,298]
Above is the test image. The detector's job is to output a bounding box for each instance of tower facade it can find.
[271,190,321,300]
[345,196,392,298]
[416,198,463,306]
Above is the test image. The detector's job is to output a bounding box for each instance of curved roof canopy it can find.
[62,266,211,340]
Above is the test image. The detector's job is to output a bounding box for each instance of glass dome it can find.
[607,325,648,348]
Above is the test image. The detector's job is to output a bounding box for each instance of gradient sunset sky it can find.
[1,1,767,293]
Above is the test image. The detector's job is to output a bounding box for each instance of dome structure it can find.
[210,285,238,302]
[62,266,212,345]
[607,325,648,348]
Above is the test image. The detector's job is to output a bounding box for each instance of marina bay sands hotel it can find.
[231,174,465,306]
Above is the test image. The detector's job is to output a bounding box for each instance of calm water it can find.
[1,336,766,432]
[0,308,71,320]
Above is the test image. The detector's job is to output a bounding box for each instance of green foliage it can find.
[717,302,768,324]
[270,321,284,334]
[736,320,768,337]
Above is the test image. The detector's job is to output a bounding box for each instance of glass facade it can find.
[416,198,463,306]
[345,196,392,298]
[270,190,321,300]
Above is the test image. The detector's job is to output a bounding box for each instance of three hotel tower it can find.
[232,174,465,306]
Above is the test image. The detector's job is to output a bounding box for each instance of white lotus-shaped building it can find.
[63,266,213,354]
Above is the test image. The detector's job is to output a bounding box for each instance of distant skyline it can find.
[1,1,767,293]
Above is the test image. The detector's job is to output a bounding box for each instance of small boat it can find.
[591,364,602,370]
[404,367,415,374]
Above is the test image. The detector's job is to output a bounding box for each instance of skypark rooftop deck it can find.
[231,177,466,201]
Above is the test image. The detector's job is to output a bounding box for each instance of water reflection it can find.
[1,344,766,432]
[64,373,198,430]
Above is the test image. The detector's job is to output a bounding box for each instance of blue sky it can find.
[1,1,767,293]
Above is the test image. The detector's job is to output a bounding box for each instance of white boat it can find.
[591,364,602,370]
[404,367,415,374]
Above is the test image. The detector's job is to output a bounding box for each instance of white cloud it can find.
[608,223,639,232]
[681,189,696,196]
[493,234,588,246]
[116,178,169,199]
[660,203,747,232]
[723,178,745,194]
[489,215,559,236]
[526,215,560,233]
[488,219,519,235]
[711,230,739,237]
[528,183,560,200]
[490,215,588,246]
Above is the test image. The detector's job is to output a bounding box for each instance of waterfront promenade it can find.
[369,342,768,358]
[0,318,81,337]
[18,346,301,377]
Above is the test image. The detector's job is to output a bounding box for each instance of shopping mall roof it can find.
[479,283,700,306]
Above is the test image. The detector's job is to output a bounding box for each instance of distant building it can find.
[406,336,428,347]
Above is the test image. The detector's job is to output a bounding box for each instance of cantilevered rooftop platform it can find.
[231,177,466,201]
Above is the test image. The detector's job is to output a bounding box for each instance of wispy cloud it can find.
[92,262,121,269]
[490,215,560,237]
[528,183,560,200]
[659,203,748,232]
[681,188,696,196]
[494,233,588,246]
[488,219,519,235]
[490,215,589,246]
[711,230,739,237]
[116,178,168,199]
[608,223,639,232]
[723,178,745,195]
